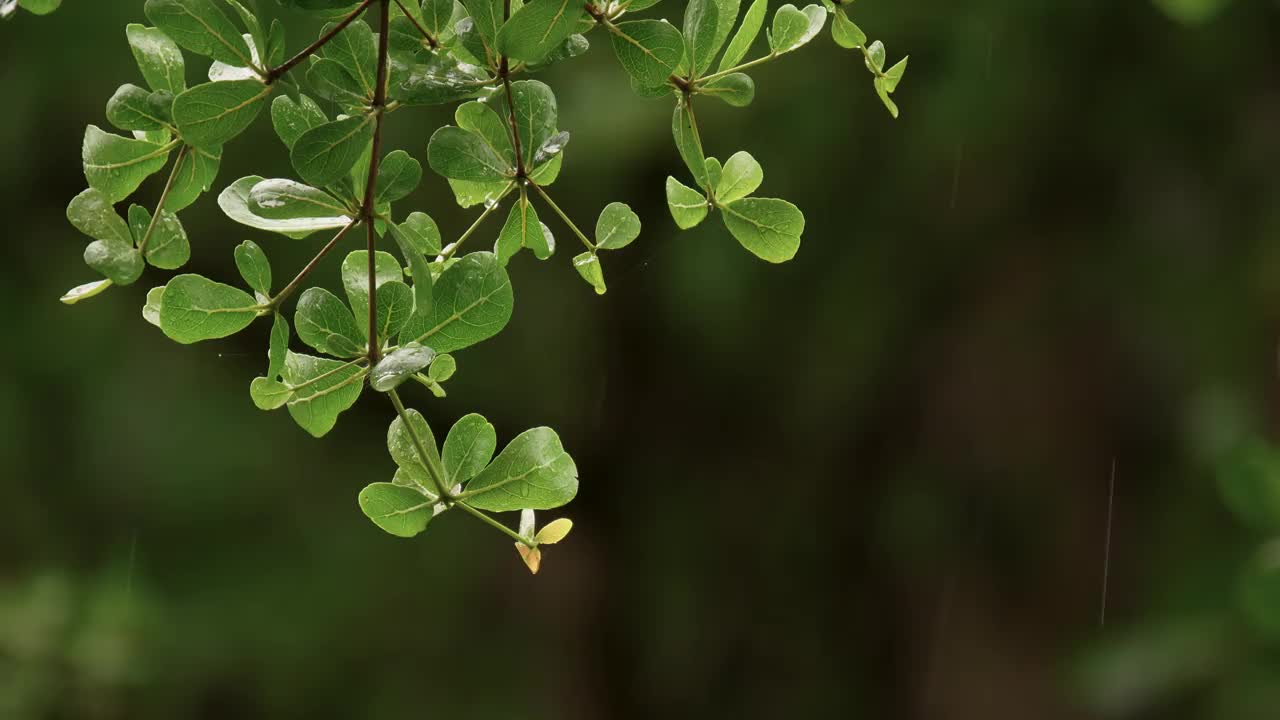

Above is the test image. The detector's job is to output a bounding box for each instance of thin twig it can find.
[1100,458,1116,626]
[268,220,359,310]
[136,145,189,255]
[264,0,375,83]
[393,0,439,49]
[528,181,595,251]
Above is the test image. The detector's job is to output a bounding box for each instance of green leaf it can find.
[508,80,558,171]
[270,94,327,150]
[68,188,144,285]
[248,178,351,221]
[463,427,579,512]
[374,281,416,342]
[443,413,497,486]
[720,197,804,263]
[82,126,172,203]
[375,150,423,205]
[323,18,378,97]
[250,376,292,410]
[142,285,165,323]
[290,113,376,188]
[716,150,762,203]
[282,351,366,437]
[12,0,61,16]
[340,250,404,333]
[268,311,289,378]
[427,126,512,182]
[864,39,885,72]
[84,241,144,287]
[106,84,171,132]
[496,194,549,264]
[595,202,641,250]
[62,279,115,306]
[707,0,743,68]
[572,251,606,295]
[296,287,366,357]
[429,353,457,382]
[719,0,766,70]
[370,342,437,392]
[144,0,256,67]
[702,72,754,107]
[883,55,908,93]
[665,176,709,229]
[127,24,188,94]
[306,58,368,105]
[220,175,354,237]
[388,407,443,487]
[391,211,442,256]
[769,3,824,54]
[421,0,454,37]
[358,483,434,537]
[831,7,865,49]
[389,219,436,319]
[67,188,133,248]
[173,79,272,147]
[128,204,191,269]
[609,20,685,91]
[672,100,709,189]
[399,251,513,353]
[388,52,490,106]
[234,240,273,296]
[682,0,721,76]
[159,273,261,343]
[455,100,515,167]
[164,144,222,212]
[224,0,266,60]
[496,0,585,63]
[462,0,505,46]
[874,75,899,118]
[705,156,723,191]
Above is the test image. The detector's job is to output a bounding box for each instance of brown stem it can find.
[496,0,530,179]
[361,0,393,365]
[264,0,375,83]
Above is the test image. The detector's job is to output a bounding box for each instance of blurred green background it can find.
[4,0,1280,718]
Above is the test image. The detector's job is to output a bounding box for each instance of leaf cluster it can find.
[56,0,909,572]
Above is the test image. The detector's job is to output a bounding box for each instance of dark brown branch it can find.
[361,0,394,365]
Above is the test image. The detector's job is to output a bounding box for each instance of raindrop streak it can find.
[1100,459,1116,626]
[949,141,965,211]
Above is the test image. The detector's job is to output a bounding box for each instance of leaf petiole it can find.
[455,501,536,547]
[528,181,595,251]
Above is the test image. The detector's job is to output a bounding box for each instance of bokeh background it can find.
[4,0,1280,717]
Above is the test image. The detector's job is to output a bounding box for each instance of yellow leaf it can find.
[534,518,573,545]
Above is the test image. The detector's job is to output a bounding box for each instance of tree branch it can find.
[393,0,439,49]
[362,0,393,365]
[264,0,375,84]
[267,220,360,310]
